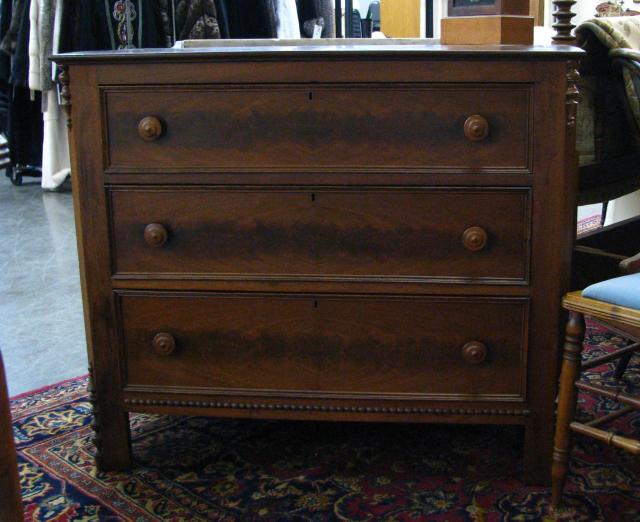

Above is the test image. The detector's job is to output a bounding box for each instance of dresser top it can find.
[53,41,583,64]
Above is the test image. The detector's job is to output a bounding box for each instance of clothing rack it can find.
[5,165,42,186]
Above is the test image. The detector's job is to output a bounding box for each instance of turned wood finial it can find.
[566,61,581,128]
[552,0,577,45]
[87,363,103,466]
[58,66,72,130]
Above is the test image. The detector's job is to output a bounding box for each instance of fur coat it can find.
[175,0,221,40]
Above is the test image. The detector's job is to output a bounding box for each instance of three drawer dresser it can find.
[55,42,583,484]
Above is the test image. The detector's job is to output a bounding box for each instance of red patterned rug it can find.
[11,322,640,521]
[577,214,603,237]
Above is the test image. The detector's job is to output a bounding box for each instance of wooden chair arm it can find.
[620,252,640,274]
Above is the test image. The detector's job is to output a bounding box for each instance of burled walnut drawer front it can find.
[120,292,528,400]
[104,85,531,172]
[109,187,530,283]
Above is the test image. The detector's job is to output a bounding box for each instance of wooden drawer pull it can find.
[462,226,488,252]
[144,223,169,248]
[153,332,176,356]
[138,116,163,141]
[463,114,489,142]
[462,341,488,365]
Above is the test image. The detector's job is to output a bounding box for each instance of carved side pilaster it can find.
[58,66,72,130]
[552,0,577,45]
[566,61,581,129]
[87,364,103,467]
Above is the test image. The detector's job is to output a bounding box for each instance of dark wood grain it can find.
[67,66,132,471]
[57,45,580,484]
[119,292,528,399]
[104,85,531,172]
[109,187,530,283]
[0,350,23,522]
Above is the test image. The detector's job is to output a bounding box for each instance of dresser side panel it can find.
[68,64,131,469]
[524,59,579,484]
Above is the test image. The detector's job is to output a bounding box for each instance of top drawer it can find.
[103,84,532,173]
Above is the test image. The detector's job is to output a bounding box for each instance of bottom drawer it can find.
[118,292,528,401]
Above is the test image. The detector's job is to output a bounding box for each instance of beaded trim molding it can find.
[124,398,530,416]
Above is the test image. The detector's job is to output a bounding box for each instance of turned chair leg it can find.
[552,310,586,508]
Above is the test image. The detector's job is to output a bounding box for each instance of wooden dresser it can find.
[55,43,582,484]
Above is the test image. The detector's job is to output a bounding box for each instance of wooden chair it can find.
[551,252,640,508]
[574,37,640,226]
[0,349,23,521]
[552,4,640,227]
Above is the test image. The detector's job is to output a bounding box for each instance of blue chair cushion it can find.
[582,273,640,310]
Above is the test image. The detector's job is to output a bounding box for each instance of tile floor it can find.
[0,174,87,396]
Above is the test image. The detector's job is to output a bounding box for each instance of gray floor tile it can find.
[0,174,87,396]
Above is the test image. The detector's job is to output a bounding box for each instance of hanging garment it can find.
[0,0,26,57]
[276,0,299,38]
[58,0,168,52]
[264,0,278,37]
[226,0,278,39]
[9,0,32,87]
[7,87,43,167]
[297,0,334,38]
[28,0,70,189]
[157,0,174,46]
[28,0,56,92]
[174,0,220,40]
[40,90,70,190]
[0,0,13,134]
[314,0,334,37]
[0,0,44,168]
[214,0,230,39]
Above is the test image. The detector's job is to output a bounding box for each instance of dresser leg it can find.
[88,366,132,471]
[523,416,553,485]
[551,311,585,508]
[93,410,132,471]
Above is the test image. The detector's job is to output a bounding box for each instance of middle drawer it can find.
[109,187,530,283]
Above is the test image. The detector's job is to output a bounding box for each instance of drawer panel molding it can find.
[117,292,530,402]
[109,187,531,284]
[103,84,532,173]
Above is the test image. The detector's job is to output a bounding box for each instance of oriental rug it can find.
[11,321,640,521]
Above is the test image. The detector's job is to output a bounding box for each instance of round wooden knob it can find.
[464,114,489,142]
[462,226,488,252]
[462,341,488,365]
[138,116,163,141]
[153,332,176,356]
[144,223,168,248]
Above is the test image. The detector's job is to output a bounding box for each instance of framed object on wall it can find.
[447,0,529,17]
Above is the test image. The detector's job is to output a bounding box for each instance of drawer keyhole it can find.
[308,91,314,101]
